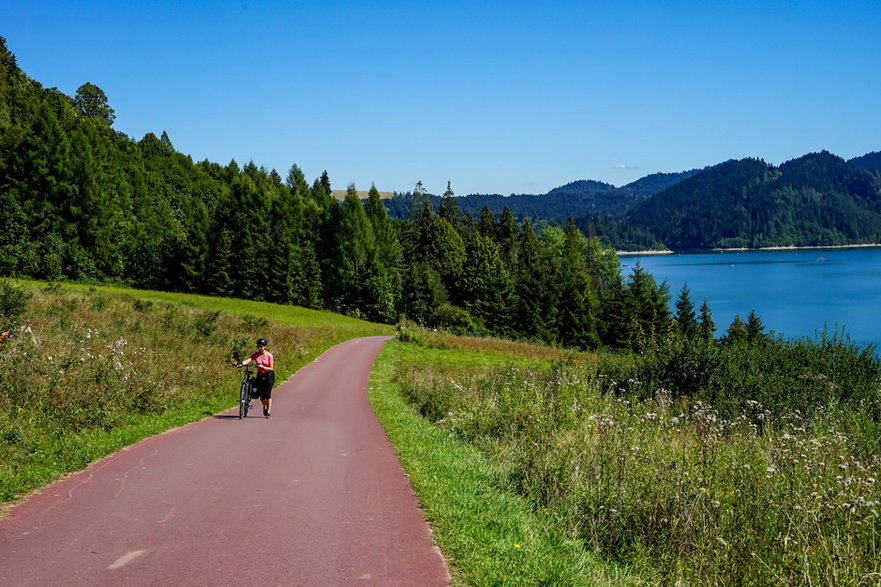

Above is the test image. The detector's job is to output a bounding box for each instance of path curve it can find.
[0,336,450,586]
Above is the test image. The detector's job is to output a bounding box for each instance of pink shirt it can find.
[250,350,274,374]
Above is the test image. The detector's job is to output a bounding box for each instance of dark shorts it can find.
[253,371,275,400]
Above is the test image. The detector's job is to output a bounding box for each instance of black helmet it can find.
[256,338,268,346]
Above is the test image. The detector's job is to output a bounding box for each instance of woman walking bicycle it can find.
[237,338,275,418]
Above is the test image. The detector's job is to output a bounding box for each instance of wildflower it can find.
[766,466,776,474]
[514,544,521,549]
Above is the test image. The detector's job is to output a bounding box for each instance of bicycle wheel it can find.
[239,381,249,419]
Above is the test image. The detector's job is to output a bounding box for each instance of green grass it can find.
[59,280,387,333]
[369,339,635,585]
[387,330,881,585]
[0,280,392,507]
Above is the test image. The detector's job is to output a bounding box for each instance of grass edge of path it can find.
[369,339,637,586]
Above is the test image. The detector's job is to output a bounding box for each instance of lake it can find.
[621,247,881,350]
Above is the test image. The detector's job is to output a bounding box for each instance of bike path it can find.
[0,336,450,586]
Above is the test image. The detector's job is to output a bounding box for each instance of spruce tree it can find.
[557,218,599,348]
[496,205,519,262]
[624,262,671,348]
[674,282,698,337]
[477,204,495,238]
[746,309,766,343]
[402,262,448,325]
[458,233,512,333]
[319,170,331,194]
[698,298,716,340]
[511,219,557,343]
[205,228,235,297]
[332,186,385,318]
[365,184,403,315]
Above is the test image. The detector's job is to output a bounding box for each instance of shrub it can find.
[393,334,881,584]
[604,330,881,418]
[0,280,31,331]
[433,303,485,336]
[193,310,221,337]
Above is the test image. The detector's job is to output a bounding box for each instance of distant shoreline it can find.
[616,250,674,256]
[617,243,881,256]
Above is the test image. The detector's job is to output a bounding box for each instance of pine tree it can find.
[746,309,766,343]
[624,262,671,348]
[725,314,748,344]
[10,103,79,277]
[496,206,519,262]
[438,188,465,230]
[598,274,630,348]
[511,219,557,343]
[585,236,621,294]
[331,186,382,317]
[698,298,716,340]
[14,103,76,235]
[291,240,324,309]
[557,218,599,348]
[458,233,513,333]
[674,282,698,337]
[365,184,403,316]
[205,228,235,297]
[477,204,495,238]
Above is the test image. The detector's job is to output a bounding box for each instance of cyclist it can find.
[238,338,275,418]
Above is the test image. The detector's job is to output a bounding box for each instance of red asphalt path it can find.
[0,336,450,586]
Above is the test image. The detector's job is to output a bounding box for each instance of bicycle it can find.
[235,364,256,419]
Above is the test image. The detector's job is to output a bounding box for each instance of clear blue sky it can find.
[4,0,880,196]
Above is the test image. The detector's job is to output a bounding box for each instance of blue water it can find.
[621,247,881,350]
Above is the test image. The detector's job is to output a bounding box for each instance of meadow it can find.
[389,326,881,585]
[0,280,391,504]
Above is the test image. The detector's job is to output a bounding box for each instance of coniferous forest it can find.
[2,35,880,350]
[0,37,678,350]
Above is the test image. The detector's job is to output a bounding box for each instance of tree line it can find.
[0,37,766,350]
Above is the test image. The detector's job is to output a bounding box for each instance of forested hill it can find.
[850,151,881,172]
[626,152,881,249]
[383,170,699,225]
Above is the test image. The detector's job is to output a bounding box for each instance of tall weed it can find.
[395,335,881,584]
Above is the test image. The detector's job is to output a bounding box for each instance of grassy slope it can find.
[0,281,392,504]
